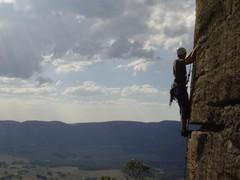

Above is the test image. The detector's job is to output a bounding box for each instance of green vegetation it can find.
[0,162,7,168]
[0,154,184,180]
[100,176,116,180]
[123,159,152,180]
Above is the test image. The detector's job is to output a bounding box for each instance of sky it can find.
[0,0,195,123]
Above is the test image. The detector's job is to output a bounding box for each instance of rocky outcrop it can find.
[188,0,240,179]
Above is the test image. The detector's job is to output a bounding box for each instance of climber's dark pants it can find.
[176,91,190,120]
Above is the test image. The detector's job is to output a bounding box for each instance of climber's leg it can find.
[181,118,188,137]
[177,91,190,137]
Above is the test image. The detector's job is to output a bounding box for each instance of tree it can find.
[122,159,152,180]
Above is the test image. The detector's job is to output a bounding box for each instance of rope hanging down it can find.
[186,63,192,87]
[184,63,193,180]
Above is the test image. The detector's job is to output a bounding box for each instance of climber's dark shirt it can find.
[173,59,187,84]
[172,58,190,120]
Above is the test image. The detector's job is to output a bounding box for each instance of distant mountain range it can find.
[0,120,186,170]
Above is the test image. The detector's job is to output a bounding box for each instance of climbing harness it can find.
[170,61,193,106]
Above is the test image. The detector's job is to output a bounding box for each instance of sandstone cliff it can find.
[188,0,240,179]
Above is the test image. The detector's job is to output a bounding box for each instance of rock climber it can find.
[170,43,200,137]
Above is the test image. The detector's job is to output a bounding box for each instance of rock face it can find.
[188,0,240,179]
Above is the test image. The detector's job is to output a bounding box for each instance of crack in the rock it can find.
[207,99,240,108]
[188,123,225,133]
[199,123,225,132]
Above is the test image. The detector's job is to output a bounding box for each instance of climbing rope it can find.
[184,120,191,180]
[184,63,193,180]
[186,63,193,87]
[185,121,191,180]
[184,139,188,180]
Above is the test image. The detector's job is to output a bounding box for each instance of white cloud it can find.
[0,76,18,83]
[0,0,195,78]
[0,0,195,122]
[107,37,154,59]
[64,81,161,102]
[75,14,86,24]
[121,84,159,97]
[145,1,195,51]
[0,0,15,4]
[0,76,57,96]
[63,81,121,97]
[0,86,55,95]
[56,80,63,86]
[117,58,153,75]
[64,81,104,96]
[0,98,179,122]
[36,76,54,87]
[42,51,101,73]
[128,59,153,75]
[54,60,96,73]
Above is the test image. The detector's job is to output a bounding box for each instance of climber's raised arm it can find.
[184,44,200,65]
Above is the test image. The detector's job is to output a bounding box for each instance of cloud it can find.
[56,80,63,86]
[121,84,159,97]
[0,0,15,4]
[0,25,42,78]
[127,59,153,75]
[42,51,101,73]
[64,81,104,96]
[0,78,56,96]
[146,1,195,50]
[0,0,195,79]
[117,59,153,75]
[64,81,161,101]
[63,81,120,97]
[107,37,154,59]
[0,86,55,95]
[0,76,18,83]
[164,23,188,38]
[0,0,195,122]
[0,77,164,105]
[13,0,125,18]
[36,76,54,87]
[53,60,97,73]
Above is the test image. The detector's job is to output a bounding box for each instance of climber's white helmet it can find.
[177,47,187,56]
